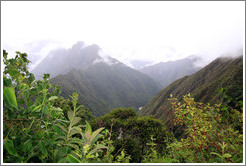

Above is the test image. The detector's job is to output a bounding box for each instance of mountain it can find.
[31,41,102,78]
[129,59,155,69]
[139,56,243,126]
[140,57,201,88]
[32,41,161,116]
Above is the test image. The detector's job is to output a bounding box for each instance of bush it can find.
[167,94,243,163]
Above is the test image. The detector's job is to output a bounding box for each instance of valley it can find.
[2,1,244,163]
[3,45,243,163]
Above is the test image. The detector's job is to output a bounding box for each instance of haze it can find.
[1,1,244,69]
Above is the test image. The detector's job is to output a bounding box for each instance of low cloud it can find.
[93,49,120,66]
[192,47,243,68]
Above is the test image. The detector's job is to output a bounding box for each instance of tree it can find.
[92,108,171,162]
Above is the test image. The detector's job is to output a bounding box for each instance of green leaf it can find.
[71,117,81,127]
[23,140,32,153]
[38,141,48,157]
[67,111,73,121]
[3,87,18,109]
[4,139,18,157]
[58,158,67,163]
[81,132,89,144]
[74,127,83,136]
[48,96,58,101]
[67,154,81,163]
[85,121,92,136]
[210,152,222,158]
[9,69,19,79]
[55,124,68,133]
[68,137,83,145]
[70,128,80,137]
[90,144,108,154]
[52,107,63,112]
[54,135,66,141]
[76,105,84,111]
[52,125,62,133]
[66,143,79,150]
[223,153,232,158]
[90,127,104,145]
[85,130,91,142]
[32,104,42,112]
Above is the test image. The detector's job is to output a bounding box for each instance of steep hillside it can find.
[51,62,161,116]
[140,57,201,88]
[32,41,161,116]
[139,56,243,126]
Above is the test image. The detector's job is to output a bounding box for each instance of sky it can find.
[1,1,245,69]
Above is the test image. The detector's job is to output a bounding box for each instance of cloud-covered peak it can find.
[93,49,121,66]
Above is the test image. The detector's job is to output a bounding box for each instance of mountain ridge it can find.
[140,57,201,88]
[32,41,161,116]
[139,55,243,126]
[32,41,105,78]
[51,61,161,116]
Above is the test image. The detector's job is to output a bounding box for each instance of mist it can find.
[2,1,244,70]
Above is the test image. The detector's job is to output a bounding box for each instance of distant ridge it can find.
[139,56,243,127]
[140,57,201,88]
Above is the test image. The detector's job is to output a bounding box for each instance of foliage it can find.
[2,50,108,163]
[2,50,243,163]
[139,56,243,129]
[92,108,171,162]
[166,93,243,163]
[3,50,62,162]
[52,96,94,124]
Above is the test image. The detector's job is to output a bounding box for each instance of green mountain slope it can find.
[32,42,160,116]
[139,56,243,126]
[51,62,161,116]
[31,41,161,116]
[140,57,201,88]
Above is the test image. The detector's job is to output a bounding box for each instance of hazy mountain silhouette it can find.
[32,41,161,116]
[140,57,201,88]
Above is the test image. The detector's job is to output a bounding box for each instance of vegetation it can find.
[91,108,170,162]
[32,41,161,116]
[139,56,243,129]
[3,50,243,163]
[51,62,161,116]
[167,93,243,163]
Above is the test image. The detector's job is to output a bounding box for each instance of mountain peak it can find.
[71,41,85,50]
[32,41,123,78]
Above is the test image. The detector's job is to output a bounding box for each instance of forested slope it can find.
[139,56,243,126]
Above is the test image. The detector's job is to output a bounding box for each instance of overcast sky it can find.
[1,1,245,69]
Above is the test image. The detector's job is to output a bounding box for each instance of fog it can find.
[2,1,244,70]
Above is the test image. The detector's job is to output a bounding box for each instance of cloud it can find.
[93,49,120,66]
[192,46,243,68]
[2,1,243,70]
[24,40,65,70]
